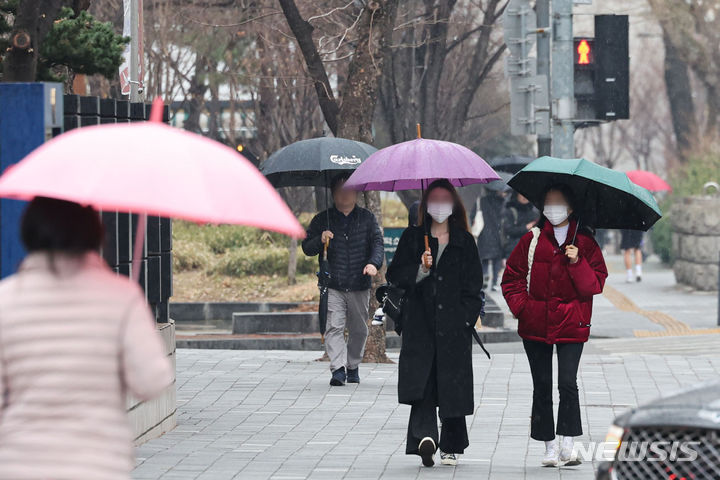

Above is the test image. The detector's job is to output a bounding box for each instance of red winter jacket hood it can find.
[501,218,608,344]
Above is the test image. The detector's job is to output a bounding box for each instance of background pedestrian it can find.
[620,229,644,282]
[302,174,384,386]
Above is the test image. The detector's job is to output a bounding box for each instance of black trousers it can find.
[406,357,469,455]
[522,339,584,441]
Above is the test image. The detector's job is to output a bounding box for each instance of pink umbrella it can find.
[344,126,500,191]
[0,99,305,281]
[626,170,672,193]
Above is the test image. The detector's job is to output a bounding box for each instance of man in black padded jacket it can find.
[302,174,384,386]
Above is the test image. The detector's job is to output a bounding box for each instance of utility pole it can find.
[129,0,141,103]
[551,0,575,158]
[536,0,551,156]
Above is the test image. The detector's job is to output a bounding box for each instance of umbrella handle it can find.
[323,238,329,259]
[423,235,432,269]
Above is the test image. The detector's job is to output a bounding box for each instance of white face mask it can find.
[427,202,453,223]
[544,205,569,226]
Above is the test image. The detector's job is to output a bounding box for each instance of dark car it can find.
[597,381,720,480]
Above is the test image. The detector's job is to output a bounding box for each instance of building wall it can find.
[127,321,177,445]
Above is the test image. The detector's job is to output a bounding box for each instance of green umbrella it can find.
[508,156,661,231]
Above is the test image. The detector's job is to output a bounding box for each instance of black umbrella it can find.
[261,137,377,187]
[262,137,376,343]
[489,155,534,174]
[484,171,513,192]
[318,242,331,343]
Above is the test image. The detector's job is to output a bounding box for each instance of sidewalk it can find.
[133,344,720,480]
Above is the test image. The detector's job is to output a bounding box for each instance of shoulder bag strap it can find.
[526,227,541,293]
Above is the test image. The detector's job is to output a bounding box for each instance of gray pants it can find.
[326,288,371,372]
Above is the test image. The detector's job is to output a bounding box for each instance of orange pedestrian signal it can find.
[577,39,591,65]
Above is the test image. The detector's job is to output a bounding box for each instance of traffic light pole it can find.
[551,0,575,158]
[536,0,551,157]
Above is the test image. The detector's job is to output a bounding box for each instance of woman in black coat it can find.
[386,179,485,468]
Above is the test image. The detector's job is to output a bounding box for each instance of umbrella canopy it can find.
[261,137,377,187]
[489,155,534,174]
[508,156,662,231]
[626,170,672,192]
[485,171,513,192]
[344,137,500,191]
[0,110,305,239]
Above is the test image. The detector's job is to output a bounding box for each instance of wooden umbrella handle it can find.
[323,238,329,258]
[423,235,432,269]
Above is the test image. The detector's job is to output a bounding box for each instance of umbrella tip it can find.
[416,123,422,139]
[149,97,164,123]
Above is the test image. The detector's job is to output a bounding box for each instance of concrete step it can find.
[170,301,313,323]
[175,327,518,351]
[232,312,318,334]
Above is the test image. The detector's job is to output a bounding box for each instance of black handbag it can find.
[375,283,407,334]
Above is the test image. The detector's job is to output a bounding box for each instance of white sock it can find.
[635,265,642,276]
[545,439,558,452]
[562,436,574,450]
[626,269,633,278]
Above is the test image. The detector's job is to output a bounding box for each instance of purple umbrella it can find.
[344,126,500,191]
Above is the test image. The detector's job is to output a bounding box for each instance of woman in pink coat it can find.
[0,197,173,480]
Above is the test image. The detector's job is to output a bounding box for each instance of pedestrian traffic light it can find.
[594,15,629,120]
[576,39,592,66]
[573,37,596,121]
[573,15,629,122]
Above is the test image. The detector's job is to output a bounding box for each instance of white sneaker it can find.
[371,308,385,326]
[559,437,582,466]
[542,439,559,467]
[418,437,436,467]
[439,451,458,465]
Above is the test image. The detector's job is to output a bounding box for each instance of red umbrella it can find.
[626,170,672,192]
[0,98,305,281]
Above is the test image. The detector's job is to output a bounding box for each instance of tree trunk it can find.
[2,0,65,82]
[281,0,399,363]
[183,55,208,134]
[287,237,297,285]
[335,0,398,364]
[662,29,697,160]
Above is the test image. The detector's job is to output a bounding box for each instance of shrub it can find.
[651,215,672,264]
[212,246,317,277]
[652,152,720,265]
[173,239,214,272]
[173,221,287,254]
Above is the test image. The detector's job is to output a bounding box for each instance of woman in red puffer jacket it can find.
[501,183,607,468]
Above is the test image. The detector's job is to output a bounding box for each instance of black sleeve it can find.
[460,232,485,326]
[386,227,421,289]
[367,213,385,269]
[301,213,324,257]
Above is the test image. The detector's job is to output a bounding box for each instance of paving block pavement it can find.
[134,342,720,480]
